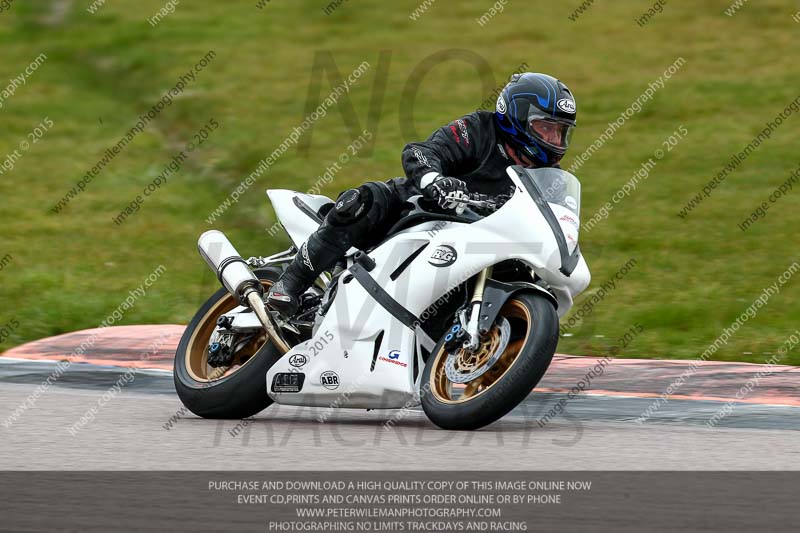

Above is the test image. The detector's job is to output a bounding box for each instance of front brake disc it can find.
[445,317,511,384]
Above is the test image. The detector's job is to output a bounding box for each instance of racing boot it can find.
[266,223,350,318]
[265,271,312,319]
[267,187,373,317]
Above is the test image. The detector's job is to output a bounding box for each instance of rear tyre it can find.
[421,292,558,430]
[173,268,286,419]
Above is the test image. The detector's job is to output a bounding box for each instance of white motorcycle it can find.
[174,165,590,430]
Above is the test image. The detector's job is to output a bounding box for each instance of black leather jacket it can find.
[396,110,520,198]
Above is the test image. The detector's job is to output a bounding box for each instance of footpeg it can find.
[353,251,376,272]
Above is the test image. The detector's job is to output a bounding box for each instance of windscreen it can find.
[523,167,581,216]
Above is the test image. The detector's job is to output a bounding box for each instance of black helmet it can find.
[495,72,577,167]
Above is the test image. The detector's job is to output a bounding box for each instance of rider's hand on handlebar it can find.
[423,176,469,214]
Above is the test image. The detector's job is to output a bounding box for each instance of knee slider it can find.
[329,186,373,225]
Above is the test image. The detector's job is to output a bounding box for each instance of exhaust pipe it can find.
[198,230,261,304]
[197,230,290,353]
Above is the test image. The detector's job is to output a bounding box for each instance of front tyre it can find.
[173,268,286,419]
[421,292,559,430]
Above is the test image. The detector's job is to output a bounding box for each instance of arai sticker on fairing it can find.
[288,353,307,368]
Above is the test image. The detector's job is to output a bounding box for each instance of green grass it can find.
[1,0,799,365]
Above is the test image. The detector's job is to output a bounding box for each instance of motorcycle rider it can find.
[267,72,577,317]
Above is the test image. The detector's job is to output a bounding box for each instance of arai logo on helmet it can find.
[556,98,576,114]
[429,245,457,267]
[496,94,507,114]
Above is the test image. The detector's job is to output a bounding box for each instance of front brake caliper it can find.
[443,324,467,354]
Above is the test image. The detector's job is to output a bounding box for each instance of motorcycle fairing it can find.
[266,190,332,249]
[265,167,590,410]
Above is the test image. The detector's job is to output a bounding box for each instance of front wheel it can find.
[420,292,558,430]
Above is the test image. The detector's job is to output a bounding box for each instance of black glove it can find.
[423,176,469,214]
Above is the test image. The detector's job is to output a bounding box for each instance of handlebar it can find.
[445,192,502,212]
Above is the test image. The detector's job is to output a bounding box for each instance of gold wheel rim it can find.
[429,299,532,404]
[184,279,274,383]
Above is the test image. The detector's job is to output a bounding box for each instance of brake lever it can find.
[446,193,498,211]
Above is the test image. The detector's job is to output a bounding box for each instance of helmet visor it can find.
[527,117,574,151]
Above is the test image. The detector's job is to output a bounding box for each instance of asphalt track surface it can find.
[0,354,800,470]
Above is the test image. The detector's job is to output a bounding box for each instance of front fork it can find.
[461,266,493,351]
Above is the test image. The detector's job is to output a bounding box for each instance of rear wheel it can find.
[173,268,291,419]
[420,292,558,430]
